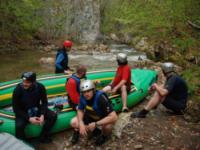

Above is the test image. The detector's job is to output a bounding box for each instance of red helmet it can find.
[63,40,73,48]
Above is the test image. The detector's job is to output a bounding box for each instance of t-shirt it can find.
[112,64,131,90]
[165,75,188,105]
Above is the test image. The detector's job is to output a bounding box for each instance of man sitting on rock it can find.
[131,62,188,118]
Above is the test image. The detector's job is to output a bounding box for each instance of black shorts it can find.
[83,114,97,125]
[162,97,186,113]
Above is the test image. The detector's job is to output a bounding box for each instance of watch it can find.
[95,122,100,127]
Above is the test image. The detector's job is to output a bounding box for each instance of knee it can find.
[46,111,57,122]
[102,124,113,131]
[71,118,78,128]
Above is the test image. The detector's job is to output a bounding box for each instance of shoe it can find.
[39,136,52,143]
[95,135,108,146]
[122,107,129,112]
[130,109,148,118]
[71,130,79,144]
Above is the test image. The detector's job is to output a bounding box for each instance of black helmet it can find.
[21,72,36,82]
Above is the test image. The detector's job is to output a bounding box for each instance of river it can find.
[0,44,147,82]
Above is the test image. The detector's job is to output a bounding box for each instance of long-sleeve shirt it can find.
[12,82,48,121]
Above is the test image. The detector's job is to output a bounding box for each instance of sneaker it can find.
[130,109,148,118]
[39,136,52,144]
[71,130,79,144]
[95,135,108,146]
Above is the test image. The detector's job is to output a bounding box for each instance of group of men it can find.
[12,40,188,146]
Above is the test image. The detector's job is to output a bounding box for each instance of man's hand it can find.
[111,87,118,94]
[79,123,87,137]
[29,117,40,125]
[38,115,44,125]
[87,122,96,132]
[64,70,73,74]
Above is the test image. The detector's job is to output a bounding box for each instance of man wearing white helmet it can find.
[131,62,188,118]
[70,80,117,146]
[103,53,131,112]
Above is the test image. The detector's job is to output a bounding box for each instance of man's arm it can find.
[96,111,117,126]
[112,80,127,92]
[12,86,29,121]
[96,94,117,126]
[153,83,168,96]
[66,79,80,104]
[55,54,64,70]
[40,84,48,115]
[77,109,87,136]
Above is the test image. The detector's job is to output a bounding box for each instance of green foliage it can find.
[0,0,44,40]
[182,67,200,101]
[172,37,197,53]
[101,0,200,39]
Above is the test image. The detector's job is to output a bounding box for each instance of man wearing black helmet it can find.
[103,53,131,112]
[131,62,188,118]
[12,72,57,143]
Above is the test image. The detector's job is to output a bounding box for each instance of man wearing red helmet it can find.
[55,40,73,74]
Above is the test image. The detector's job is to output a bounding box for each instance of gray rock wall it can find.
[41,0,100,43]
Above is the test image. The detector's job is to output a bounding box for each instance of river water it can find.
[0,44,147,82]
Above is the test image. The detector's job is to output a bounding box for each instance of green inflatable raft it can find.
[0,69,157,138]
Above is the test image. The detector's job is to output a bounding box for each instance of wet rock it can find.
[110,33,120,42]
[184,100,200,123]
[43,44,56,52]
[39,57,54,65]
[134,144,143,149]
[113,112,131,138]
[135,37,149,51]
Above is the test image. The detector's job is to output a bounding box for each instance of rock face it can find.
[71,0,100,43]
[41,0,100,44]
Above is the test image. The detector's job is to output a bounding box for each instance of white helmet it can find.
[116,53,127,63]
[161,62,175,74]
[80,80,95,92]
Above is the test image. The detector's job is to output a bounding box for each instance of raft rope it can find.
[0,70,115,90]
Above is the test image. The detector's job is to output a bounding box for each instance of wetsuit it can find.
[12,82,57,140]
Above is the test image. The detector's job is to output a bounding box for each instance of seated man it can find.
[12,72,57,143]
[70,80,118,146]
[103,53,131,112]
[66,65,87,110]
[131,62,188,118]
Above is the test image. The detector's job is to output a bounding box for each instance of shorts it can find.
[162,96,186,113]
[83,114,97,125]
[109,84,130,94]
